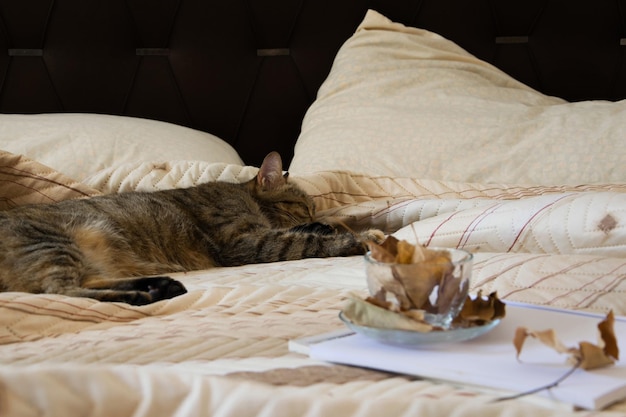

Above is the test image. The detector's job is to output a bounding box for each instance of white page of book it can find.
[306,303,626,410]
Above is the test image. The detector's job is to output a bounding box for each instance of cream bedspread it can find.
[1,152,625,417]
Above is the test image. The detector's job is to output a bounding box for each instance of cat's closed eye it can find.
[273,201,315,226]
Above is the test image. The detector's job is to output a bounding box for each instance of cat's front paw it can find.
[359,229,385,244]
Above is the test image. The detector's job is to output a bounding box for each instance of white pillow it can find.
[0,113,244,181]
[290,10,626,185]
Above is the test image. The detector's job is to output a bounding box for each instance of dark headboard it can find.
[1,1,625,166]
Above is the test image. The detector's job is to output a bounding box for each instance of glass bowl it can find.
[364,247,473,329]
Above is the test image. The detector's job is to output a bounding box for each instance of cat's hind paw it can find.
[145,277,188,301]
[116,276,187,305]
[71,276,188,305]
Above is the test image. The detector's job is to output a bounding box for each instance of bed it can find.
[1,1,626,416]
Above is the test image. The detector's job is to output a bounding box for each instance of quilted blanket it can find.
[1,152,625,417]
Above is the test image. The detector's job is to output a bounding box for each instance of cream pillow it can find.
[290,10,626,185]
[0,113,244,181]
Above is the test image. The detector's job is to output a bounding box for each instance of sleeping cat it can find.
[0,152,383,305]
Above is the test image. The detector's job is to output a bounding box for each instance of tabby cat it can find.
[0,152,383,305]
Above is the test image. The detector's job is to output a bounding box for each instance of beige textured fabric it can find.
[1,156,626,416]
[5,365,601,417]
[0,150,100,210]
[289,10,626,185]
[2,252,623,351]
[294,173,626,237]
[1,272,624,416]
[0,113,243,181]
[85,160,259,194]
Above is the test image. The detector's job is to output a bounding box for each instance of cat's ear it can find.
[257,151,286,190]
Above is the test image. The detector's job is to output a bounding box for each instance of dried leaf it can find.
[364,296,393,311]
[368,237,431,265]
[456,291,506,325]
[513,327,528,358]
[513,328,577,360]
[393,261,445,309]
[380,235,400,255]
[579,341,615,370]
[401,308,427,322]
[368,238,452,311]
[367,240,396,264]
[343,295,432,332]
[410,243,429,263]
[512,311,618,371]
[433,271,457,313]
[365,265,413,311]
[598,310,619,361]
[395,240,415,263]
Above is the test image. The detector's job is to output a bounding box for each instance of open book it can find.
[290,302,626,410]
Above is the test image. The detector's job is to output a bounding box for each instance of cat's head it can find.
[249,152,316,228]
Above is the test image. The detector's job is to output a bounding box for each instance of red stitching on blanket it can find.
[1,166,92,196]
[505,194,573,252]
[457,202,503,248]
[369,199,414,220]
[1,177,65,204]
[573,269,626,309]
[424,211,462,247]
[498,257,600,299]
[0,298,150,322]
[471,254,550,288]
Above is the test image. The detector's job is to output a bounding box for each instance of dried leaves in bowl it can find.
[345,236,504,332]
[453,291,506,327]
[343,295,433,332]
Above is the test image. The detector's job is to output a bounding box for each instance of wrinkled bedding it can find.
[1,151,625,417]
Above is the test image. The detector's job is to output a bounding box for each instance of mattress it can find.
[1,151,625,417]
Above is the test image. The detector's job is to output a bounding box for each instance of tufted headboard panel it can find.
[1,0,625,166]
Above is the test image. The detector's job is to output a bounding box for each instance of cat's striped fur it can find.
[0,152,383,305]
